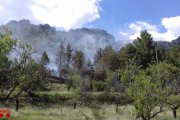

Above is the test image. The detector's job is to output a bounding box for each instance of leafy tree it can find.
[105,70,119,92]
[0,34,49,111]
[121,62,177,120]
[0,34,16,69]
[118,43,137,68]
[94,45,119,71]
[124,71,164,120]
[120,59,141,84]
[146,62,177,90]
[67,72,81,108]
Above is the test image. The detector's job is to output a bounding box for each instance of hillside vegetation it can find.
[0,30,180,120]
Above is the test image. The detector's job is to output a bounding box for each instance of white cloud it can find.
[161,16,180,38]
[120,16,180,41]
[0,6,2,11]
[0,0,35,24]
[0,0,102,30]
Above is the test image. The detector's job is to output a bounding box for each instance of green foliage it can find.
[119,31,156,68]
[93,81,107,91]
[121,62,177,120]
[41,51,49,66]
[146,62,178,90]
[66,43,73,67]
[105,70,120,92]
[167,95,180,106]
[73,50,84,71]
[128,71,165,120]
[133,31,155,67]
[91,105,106,120]
[68,72,82,89]
[94,45,120,71]
[0,34,16,69]
[121,59,141,84]
[118,43,137,68]
[166,44,180,67]
[0,34,48,101]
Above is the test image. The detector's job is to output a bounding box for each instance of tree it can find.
[166,44,180,67]
[0,34,48,111]
[65,43,73,68]
[166,95,180,118]
[0,34,16,69]
[41,51,49,66]
[0,34,17,96]
[67,73,81,108]
[118,43,137,68]
[94,48,103,69]
[86,59,93,71]
[73,50,84,72]
[121,62,177,120]
[133,30,155,67]
[0,38,33,102]
[105,70,119,92]
[124,71,164,120]
[56,41,66,76]
[94,45,119,71]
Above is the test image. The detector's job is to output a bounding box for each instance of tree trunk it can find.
[90,79,93,92]
[140,115,149,120]
[116,104,118,113]
[173,109,177,118]
[15,97,19,112]
[73,102,77,109]
[68,85,70,92]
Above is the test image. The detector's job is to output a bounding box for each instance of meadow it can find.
[4,83,179,120]
[9,105,180,120]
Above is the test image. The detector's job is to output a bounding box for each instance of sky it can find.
[0,0,180,41]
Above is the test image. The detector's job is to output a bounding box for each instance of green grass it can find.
[2,83,179,120]
[9,105,180,120]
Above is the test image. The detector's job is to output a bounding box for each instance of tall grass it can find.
[9,105,180,120]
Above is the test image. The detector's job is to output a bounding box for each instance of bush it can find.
[94,92,132,104]
[93,81,107,91]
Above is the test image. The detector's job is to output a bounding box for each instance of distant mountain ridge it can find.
[172,36,180,44]
[155,37,180,48]
[0,19,118,70]
[0,19,179,67]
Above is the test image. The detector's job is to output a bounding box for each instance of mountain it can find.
[1,19,179,70]
[0,19,119,70]
[172,36,180,44]
[155,37,180,48]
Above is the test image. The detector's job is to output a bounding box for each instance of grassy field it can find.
[1,84,179,120]
[8,105,180,120]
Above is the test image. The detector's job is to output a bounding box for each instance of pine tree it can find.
[73,50,84,71]
[56,41,66,76]
[41,51,49,66]
[133,30,155,67]
[66,43,73,68]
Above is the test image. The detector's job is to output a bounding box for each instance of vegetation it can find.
[0,30,180,120]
